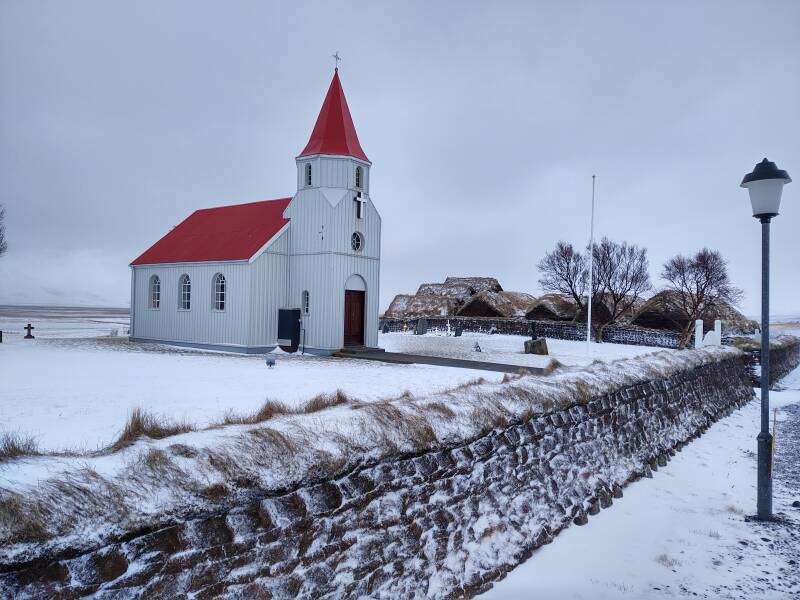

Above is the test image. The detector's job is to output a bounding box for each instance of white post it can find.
[586,175,596,350]
[695,319,704,348]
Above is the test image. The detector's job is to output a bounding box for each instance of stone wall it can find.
[0,354,754,599]
[382,317,683,349]
[736,336,800,388]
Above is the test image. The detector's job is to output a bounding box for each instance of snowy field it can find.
[0,306,668,451]
[0,340,504,453]
[380,329,667,368]
[483,366,800,600]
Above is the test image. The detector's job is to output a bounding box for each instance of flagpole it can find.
[586,175,596,351]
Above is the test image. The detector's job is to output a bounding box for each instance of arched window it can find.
[305,163,312,187]
[355,166,363,189]
[214,273,226,311]
[302,290,310,315]
[179,274,191,310]
[149,275,160,309]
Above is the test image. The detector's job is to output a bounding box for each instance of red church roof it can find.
[298,69,369,162]
[130,198,291,265]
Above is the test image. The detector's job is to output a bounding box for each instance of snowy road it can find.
[482,369,800,600]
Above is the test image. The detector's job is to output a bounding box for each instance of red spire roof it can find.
[130,198,291,265]
[298,69,369,162]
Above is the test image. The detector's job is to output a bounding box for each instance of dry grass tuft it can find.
[572,380,594,404]
[110,408,194,451]
[247,427,299,455]
[0,432,40,462]
[141,447,173,470]
[424,401,456,418]
[450,377,487,393]
[303,389,350,413]
[361,402,437,451]
[0,492,50,542]
[468,392,512,433]
[542,358,563,375]
[169,443,199,458]
[222,399,293,426]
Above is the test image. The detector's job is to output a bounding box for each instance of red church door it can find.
[343,290,365,347]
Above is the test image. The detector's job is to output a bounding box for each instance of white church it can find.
[129,69,380,355]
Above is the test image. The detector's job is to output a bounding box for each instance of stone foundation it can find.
[0,355,754,599]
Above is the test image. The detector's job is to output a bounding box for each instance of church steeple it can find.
[298,69,369,163]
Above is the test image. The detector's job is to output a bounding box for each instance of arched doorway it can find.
[344,275,366,347]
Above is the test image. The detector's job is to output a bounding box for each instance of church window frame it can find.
[351,231,364,253]
[305,163,312,187]
[179,274,191,310]
[149,275,161,309]
[302,290,310,315]
[213,273,226,311]
[355,166,363,189]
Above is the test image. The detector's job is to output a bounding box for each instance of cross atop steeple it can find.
[332,51,341,71]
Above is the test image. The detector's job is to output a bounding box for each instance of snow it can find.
[4,305,792,581]
[0,311,668,452]
[482,367,800,600]
[0,336,504,452]
[380,330,669,368]
[0,313,737,564]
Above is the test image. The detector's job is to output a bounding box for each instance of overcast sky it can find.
[1,1,798,316]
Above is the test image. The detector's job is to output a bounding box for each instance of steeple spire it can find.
[298,70,369,162]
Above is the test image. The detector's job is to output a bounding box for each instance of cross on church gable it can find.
[354,191,366,219]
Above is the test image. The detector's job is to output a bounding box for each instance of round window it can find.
[351,232,364,252]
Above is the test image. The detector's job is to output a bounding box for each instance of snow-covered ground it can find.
[0,308,666,451]
[0,336,509,452]
[0,305,129,340]
[482,367,800,600]
[380,329,666,368]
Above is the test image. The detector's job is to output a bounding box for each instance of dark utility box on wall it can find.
[277,308,301,353]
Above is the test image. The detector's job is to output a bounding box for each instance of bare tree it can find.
[661,248,743,348]
[0,205,7,258]
[594,237,652,334]
[538,238,652,339]
[537,241,593,309]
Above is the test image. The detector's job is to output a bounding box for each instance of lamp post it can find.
[740,158,791,520]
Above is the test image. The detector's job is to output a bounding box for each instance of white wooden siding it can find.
[285,161,381,350]
[130,154,380,353]
[131,262,252,347]
[296,156,370,194]
[247,230,288,347]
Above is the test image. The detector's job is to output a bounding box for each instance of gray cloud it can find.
[1,1,798,315]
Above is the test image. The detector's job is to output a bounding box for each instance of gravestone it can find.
[454,325,463,337]
[24,323,35,339]
[415,318,428,335]
[381,322,390,334]
[524,337,549,355]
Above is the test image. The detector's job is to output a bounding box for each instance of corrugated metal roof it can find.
[298,70,369,162]
[130,198,291,265]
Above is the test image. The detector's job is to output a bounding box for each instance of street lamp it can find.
[740,157,791,520]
